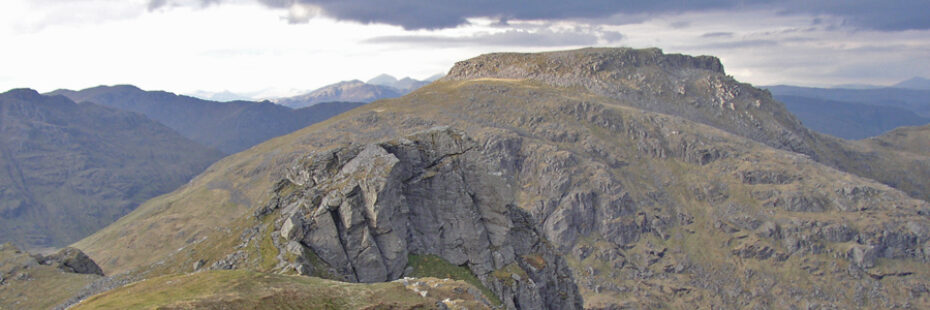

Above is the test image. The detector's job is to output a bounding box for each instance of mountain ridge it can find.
[894,77,930,90]
[70,47,930,309]
[776,94,929,139]
[0,89,222,248]
[49,85,365,154]
[274,80,402,109]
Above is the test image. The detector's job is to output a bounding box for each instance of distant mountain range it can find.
[367,73,441,91]
[186,73,442,105]
[0,89,223,248]
[893,77,930,90]
[0,84,366,249]
[274,80,404,109]
[766,82,930,139]
[273,74,439,109]
[49,85,366,154]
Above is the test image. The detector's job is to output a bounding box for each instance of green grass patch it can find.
[73,270,431,310]
[406,254,501,306]
[492,263,529,287]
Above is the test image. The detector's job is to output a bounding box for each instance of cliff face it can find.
[259,127,581,309]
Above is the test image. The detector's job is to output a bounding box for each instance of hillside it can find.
[72,270,493,309]
[72,48,930,309]
[275,80,403,109]
[0,89,222,248]
[866,124,930,154]
[49,85,365,154]
[767,85,930,118]
[0,243,104,309]
[776,95,929,139]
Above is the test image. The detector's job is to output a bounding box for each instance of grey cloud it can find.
[147,0,221,10]
[691,40,779,49]
[601,31,625,42]
[145,0,930,32]
[365,29,599,47]
[669,21,691,29]
[242,0,930,32]
[148,0,166,10]
[701,32,733,38]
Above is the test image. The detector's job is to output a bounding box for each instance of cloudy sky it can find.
[1,0,928,98]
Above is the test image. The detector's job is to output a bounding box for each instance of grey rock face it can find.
[263,127,582,309]
[36,247,104,276]
[442,47,816,156]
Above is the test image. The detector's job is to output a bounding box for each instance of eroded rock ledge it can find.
[260,127,582,310]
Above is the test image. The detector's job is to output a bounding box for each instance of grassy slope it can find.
[73,270,489,310]
[0,90,223,249]
[0,244,101,309]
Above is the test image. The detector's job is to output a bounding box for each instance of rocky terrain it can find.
[50,85,365,154]
[257,127,582,309]
[866,124,930,155]
[61,48,930,309]
[0,89,222,248]
[0,243,104,309]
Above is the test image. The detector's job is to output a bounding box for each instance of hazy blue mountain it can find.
[766,85,930,118]
[49,85,365,154]
[831,83,883,90]
[273,80,401,109]
[366,74,401,87]
[186,90,255,102]
[894,77,930,90]
[0,89,222,248]
[366,74,430,91]
[776,95,929,139]
[424,73,445,82]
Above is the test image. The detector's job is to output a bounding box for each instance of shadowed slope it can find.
[0,89,222,248]
[50,85,365,154]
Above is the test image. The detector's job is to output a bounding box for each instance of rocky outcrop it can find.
[0,243,106,309]
[442,47,815,156]
[36,247,105,276]
[260,127,582,309]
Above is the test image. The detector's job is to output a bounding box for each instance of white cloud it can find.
[0,1,928,96]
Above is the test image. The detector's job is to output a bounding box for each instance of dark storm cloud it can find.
[147,0,930,31]
[365,29,600,47]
